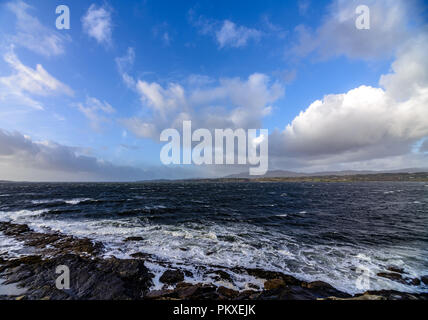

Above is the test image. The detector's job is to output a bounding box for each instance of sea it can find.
[0,181,427,294]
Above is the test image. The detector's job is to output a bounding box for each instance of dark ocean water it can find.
[0,181,427,293]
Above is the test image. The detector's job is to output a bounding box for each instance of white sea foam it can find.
[65,198,92,205]
[0,231,27,258]
[31,199,63,204]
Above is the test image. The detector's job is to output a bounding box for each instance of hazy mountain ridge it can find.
[224,168,428,179]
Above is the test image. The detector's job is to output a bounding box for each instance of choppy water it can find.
[0,182,427,294]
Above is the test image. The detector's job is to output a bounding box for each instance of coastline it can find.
[0,221,426,300]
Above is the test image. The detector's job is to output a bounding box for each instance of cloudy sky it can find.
[0,0,427,181]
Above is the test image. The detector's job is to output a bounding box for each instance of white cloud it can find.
[189,12,262,49]
[0,128,202,181]
[122,73,284,139]
[0,128,141,181]
[0,49,73,110]
[6,0,69,57]
[216,20,262,48]
[76,96,115,131]
[115,47,136,88]
[291,0,414,60]
[82,4,113,46]
[271,32,428,166]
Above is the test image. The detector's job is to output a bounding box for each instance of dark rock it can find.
[264,278,286,290]
[173,283,218,300]
[377,272,406,284]
[0,254,153,300]
[421,275,428,285]
[0,222,30,236]
[300,281,351,299]
[387,266,405,274]
[124,237,144,242]
[175,283,200,299]
[354,290,428,300]
[183,270,193,277]
[248,283,260,290]
[211,270,233,282]
[217,286,239,299]
[245,268,301,285]
[145,289,173,299]
[236,290,259,300]
[130,252,151,259]
[0,222,103,257]
[159,270,184,285]
[405,277,421,286]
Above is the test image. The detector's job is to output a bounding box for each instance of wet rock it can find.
[183,270,193,277]
[145,289,173,299]
[0,222,30,236]
[387,266,405,274]
[130,252,151,259]
[405,277,421,286]
[377,272,406,284]
[0,256,42,273]
[300,281,350,299]
[217,286,239,299]
[353,290,428,300]
[211,270,233,282]
[421,276,428,285]
[124,237,144,242]
[245,268,301,285]
[248,283,260,290]
[0,254,153,300]
[159,270,184,285]
[0,222,103,257]
[173,283,218,300]
[236,290,259,300]
[264,278,286,290]
[175,283,200,299]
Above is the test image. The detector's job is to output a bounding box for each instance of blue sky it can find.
[0,0,427,181]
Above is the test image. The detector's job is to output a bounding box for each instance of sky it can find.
[0,0,427,181]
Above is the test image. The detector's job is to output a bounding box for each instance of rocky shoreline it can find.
[0,221,427,300]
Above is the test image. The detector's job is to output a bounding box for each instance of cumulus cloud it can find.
[76,97,115,131]
[189,12,262,48]
[0,128,206,181]
[0,128,136,181]
[6,0,69,57]
[121,73,284,139]
[0,49,73,110]
[215,20,262,48]
[82,4,113,46]
[291,0,414,60]
[271,32,428,166]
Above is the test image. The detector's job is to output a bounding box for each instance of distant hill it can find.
[224,168,428,179]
